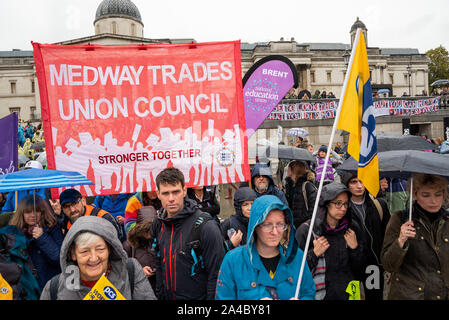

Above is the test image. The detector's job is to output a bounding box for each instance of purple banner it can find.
[243,56,297,138]
[0,112,18,174]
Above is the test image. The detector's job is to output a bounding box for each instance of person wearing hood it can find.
[249,162,288,206]
[381,173,449,300]
[39,215,156,300]
[296,182,366,300]
[220,187,257,251]
[340,171,390,300]
[284,160,318,228]
[215,195,316,300]
[150,167,224,300]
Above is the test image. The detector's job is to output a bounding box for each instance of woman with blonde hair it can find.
[381,173,449,300]
[9,194,64,290]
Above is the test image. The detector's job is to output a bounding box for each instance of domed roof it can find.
[350,17,367,32]
[95,0,142,23]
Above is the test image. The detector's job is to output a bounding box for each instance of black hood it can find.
[314,182,353,235]
[250,162,275,186]
[233,187,257,217]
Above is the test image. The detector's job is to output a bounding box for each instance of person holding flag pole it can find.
[294,28,379,299]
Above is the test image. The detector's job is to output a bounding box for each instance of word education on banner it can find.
[33,41,250,197]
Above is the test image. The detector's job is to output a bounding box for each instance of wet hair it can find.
[410,173,449,208]
[155,167,185,189]
[9,194,56,229]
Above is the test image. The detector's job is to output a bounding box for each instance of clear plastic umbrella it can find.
[285,128,309,138]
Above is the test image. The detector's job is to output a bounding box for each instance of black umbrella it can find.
[260,145,314,162]
[30,141,45,150]
[338,150,449,180]
[341,132,436,153]
[430,79,449,87]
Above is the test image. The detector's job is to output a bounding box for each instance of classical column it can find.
[305,66,311,92]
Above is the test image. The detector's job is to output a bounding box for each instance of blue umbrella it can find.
[0,168,93,192]
[377,89,390,94]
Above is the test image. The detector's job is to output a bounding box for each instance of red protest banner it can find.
[33,41,250,197]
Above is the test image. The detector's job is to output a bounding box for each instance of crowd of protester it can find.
[1,134,449,301]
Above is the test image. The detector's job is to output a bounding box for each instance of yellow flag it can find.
[83,274,126,300]
[0,273,13,300]
[336,29,379,196]
[346,280,361,300]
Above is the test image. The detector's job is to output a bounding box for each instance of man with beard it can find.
[249,162,288,206]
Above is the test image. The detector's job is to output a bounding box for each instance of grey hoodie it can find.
[40,216,156,300]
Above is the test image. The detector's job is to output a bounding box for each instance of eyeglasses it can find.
[329,201,349,209]
[62,198,82,210]
[258,223,288,232]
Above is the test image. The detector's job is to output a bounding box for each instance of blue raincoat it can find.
[215,195,316,300]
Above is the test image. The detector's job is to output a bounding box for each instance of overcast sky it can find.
[1,0,448,54]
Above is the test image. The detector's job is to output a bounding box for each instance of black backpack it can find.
[49,258,135,300]
[151,211,213,276]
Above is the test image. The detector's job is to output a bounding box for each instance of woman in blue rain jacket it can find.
[215,195,315,300]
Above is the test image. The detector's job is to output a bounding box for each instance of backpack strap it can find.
[369,194,384,222]
[187,212,213,276]
[302,181,309,211]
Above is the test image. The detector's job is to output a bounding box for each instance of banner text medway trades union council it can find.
[49,62,233,120]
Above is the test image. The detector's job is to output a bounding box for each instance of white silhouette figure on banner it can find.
[222,124,245,182]
[51,119,246,195]
[103,131,120,190]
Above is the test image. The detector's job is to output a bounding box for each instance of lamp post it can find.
[343,49,350,67]
[407,65,412,96]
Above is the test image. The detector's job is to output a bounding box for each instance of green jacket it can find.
[381,204,449,300]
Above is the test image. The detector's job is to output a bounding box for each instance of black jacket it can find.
[349,193,390,300]
[186,187,220,217]
[246,162,288,205]
[285,173,318,228]
[220,187,257,251]
[296,205,366,300]
[151,198,224,300]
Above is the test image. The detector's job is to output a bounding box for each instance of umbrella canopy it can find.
[35,151,47,167]
[285,128,310,138]
[338,150,449,179]
[30,141,45,150]
[341,132,436,153]
[0,168,94,192]
[18,154,29,166]
[430,79,449,87]
[261,145,314,162]
[377,89,390,94]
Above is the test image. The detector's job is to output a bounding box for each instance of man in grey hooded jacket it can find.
[39,216,156,300]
